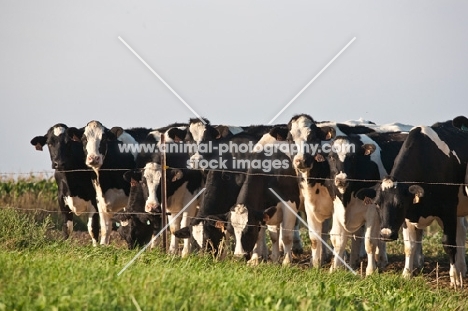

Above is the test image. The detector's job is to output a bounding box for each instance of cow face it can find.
[142,162,163,213]
[374,178,407,240]
[287,114,334,171]
[327,137,376,194]
[114,212,156,249]
[82,121,118,169]
[185,118,219,168]
[30,124,83,170]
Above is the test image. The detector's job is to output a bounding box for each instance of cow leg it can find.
[402,221,418,278]
[321,218,332,264]
[306,211,323,268]
[441,215,460,288]
[59,197,73,240]
[98,209,113,245]
[268,225,280,263]
[363,207,380,275]
[87,203,99,247]
[168,213,181,255]
[330,217,348,272]
[248,227,267,266]
[455,217,467,277]
[349,226,364,269]
[376,240,388,269]
[280,201,297,266]
[292,217,304,255]
[413,228,424,269]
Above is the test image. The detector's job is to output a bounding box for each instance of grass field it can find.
[1,177,468,310]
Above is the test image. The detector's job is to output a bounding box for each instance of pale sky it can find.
[1,1,467,174]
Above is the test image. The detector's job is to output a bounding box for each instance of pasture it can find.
[1,177,468,310]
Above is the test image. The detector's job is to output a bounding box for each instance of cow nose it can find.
[87,155,101,165]
[145,202,160,213]
[189,154,204,169]
[380,228,393,240]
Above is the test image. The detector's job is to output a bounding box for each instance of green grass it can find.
[0,208,468,310]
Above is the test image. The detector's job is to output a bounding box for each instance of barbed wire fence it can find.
[1,167,468,250]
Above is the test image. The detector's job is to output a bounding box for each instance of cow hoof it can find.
[402,269,412,279]
[247,258,260,266]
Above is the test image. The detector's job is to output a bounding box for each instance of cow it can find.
[113,170,162,249]
[453,115,468,196]
[358,119,468,287]
[326,131,409,275]
[30,124,100,246]
[78,120,153,245]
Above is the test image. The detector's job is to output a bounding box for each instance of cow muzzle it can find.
[380,228,397,241]
[145,202,161,214]
[86,155,102,168]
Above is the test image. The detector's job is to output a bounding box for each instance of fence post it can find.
[160,134,168,253]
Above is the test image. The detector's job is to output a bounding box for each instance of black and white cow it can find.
[326,131,408,275]
[453,115,468,196]
[359,119,468,287]
[113,170,162,249]
[30,124,100,245]
[79,120,153,245]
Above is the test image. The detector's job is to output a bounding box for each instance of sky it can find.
[1,1,467,175]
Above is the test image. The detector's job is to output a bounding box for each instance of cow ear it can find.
[210,126,221,139]
[109,127,124,140]
[66,127,84,142]
[171,169,183,182]
[362,144,376,156]
[174,227,191,239]
[453,116,468,132]
[269,126,288,141]
[408,185,424,204]
[123,169,142,183]
[319,126,335,141]
[30,135,47,151]
[356,188,377,204]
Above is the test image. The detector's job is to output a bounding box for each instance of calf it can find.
[30,124,99,245]
[361,119,468,287]
[113,170,162,249]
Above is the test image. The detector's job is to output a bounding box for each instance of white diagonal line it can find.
[118,36,206,125]
[268,37,356,124]
[117,188,206,276]
[268,188,357,275]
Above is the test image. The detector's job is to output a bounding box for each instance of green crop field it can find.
[1,177,468,310]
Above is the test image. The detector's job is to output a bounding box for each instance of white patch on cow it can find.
[335,172,347,194]
[332,138,349,162]
[230,204,249,256]
[149,130,162,142]
[53,126,66,137]
[189,122,206,145]
[253,133,277,152]
[419,126,460,163]
[143,162,162,212]
[290,116,313,157]
[84,121,104,167]
[102,188,127,213]
[192,222,204,249]
[358,134,387,177]
[381,178,397,191]
[64,196,91,216]
[120,220,128,227]
[117,131,139,160]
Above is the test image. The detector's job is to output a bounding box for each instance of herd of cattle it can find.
[30,114,468,287]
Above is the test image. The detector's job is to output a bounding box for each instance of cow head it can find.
[327,136,376,195]
[287,114,334,171]
[452,116,468,132]
[185,118,219,169]
[30,124,84,170]
[82,120,120,169]
[357,177,418,241]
